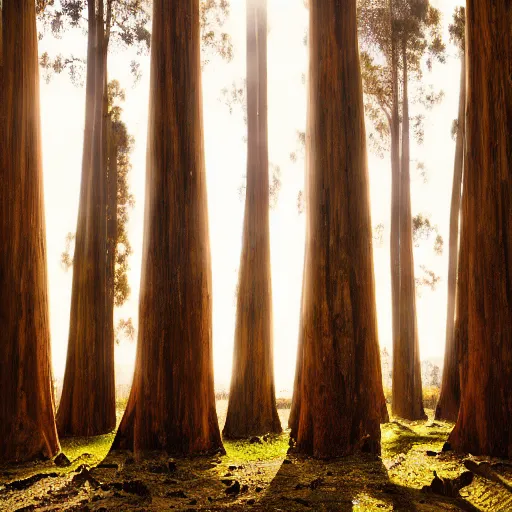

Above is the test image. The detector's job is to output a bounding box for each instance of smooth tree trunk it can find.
[0,0,60,462]
[223,0,281,439]
[392,42,426,421]
[57,0,115,436]
[111,0,223,456]
[290,0,387,458]
[449,0,512,458]
[436,52,466,422]
[389,0,401,418]
[106,116,117,349]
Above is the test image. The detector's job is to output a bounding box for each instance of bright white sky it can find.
[38,0,463,393]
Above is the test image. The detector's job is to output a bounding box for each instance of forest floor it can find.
[1,401,512,511]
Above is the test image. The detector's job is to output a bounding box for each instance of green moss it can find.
[223,432,290,463]
[60,432,115,467]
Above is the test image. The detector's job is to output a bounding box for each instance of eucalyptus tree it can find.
[359,0,445,420]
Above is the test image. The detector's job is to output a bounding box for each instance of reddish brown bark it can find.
[392,42,426,421]
[223,0,281,439]
[436,52,466,422]
[0,0,60,462]
[389,1,401,421]
[57,0,115,437]
[111,0,223,456]
[290,0,387,458]
[449,0,512,458]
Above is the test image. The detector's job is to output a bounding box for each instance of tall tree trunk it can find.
[0,0,61,462]
[223,0,281,439]
[389,0,401,419]
[448,0,512,458]
[57,0,115,437]
[436,52,466,422]
[393,41,426,420]
[106,119,117,351]
[111,0,223,456]
[290,0,387,458]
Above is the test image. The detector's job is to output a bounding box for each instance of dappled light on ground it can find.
[1,403,511,510]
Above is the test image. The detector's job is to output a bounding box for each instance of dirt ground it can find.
[1,402,511,511]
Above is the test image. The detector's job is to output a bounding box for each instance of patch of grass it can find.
[60,432,115,466]
[223,432,290,463]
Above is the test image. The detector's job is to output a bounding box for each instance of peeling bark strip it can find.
[223,0,281,439]
[0,0,60,462]
[57,0,114,437]
[436,51,466,422]
[290,0,387,458]
[111,0,223,456]
[449,0,512,458]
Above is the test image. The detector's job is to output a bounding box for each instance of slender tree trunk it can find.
[436,52,466,422]
[0,0,61,462]
[223,0,281,439]
[290,0,387,458]
[389,0,401,420]
[106,119,117,349]
[57,0,115,436]
[393,41,426,421]
[449,0,512,458]
[111,0,223,457]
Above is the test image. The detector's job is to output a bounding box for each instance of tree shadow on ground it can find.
[252,452,480,512]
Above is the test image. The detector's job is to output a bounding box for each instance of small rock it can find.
[167,490,188,498]
[54,453,71,467]
[221,479,233,486]
[225,480,241,495]
[442,442,452,452]
[250,436,262,445]
[123,480,150,497]
[283,459,292,465]
[426,450,438,456]
[247,498,256,505]
[255,486,263,492]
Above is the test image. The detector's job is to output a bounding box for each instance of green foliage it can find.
[412,213,442,251]
[358,0,446,153]
[38,0,233,84]
[114,317,135,345]
[415,264,441,291]
[448,6,465,53]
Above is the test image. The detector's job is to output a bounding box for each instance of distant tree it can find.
[289,0,388,458]
[223,0,281,439]
[449,0,512,458]
[430,365,440,388]
[60,79,135,339]
[436,6,465,422]
[111,0,223,456]
[359,0,445,421]
[0,0,61,462]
